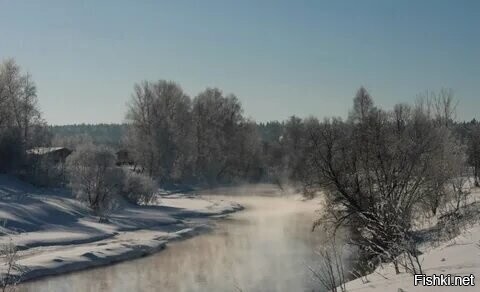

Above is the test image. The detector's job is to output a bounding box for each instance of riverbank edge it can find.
[16,204,244,285]
[336,195,480,292]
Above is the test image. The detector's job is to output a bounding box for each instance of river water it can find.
[19,186,333,292]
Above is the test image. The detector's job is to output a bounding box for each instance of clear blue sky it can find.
[0,0,479,125]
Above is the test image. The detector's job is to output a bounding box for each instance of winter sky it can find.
[0,0,479,125]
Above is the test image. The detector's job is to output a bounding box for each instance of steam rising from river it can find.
[21,184,344,292]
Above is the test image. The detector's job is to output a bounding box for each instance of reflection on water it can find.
[20,188,330,292]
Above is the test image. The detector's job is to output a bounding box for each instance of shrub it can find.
[66,145,122,215]
[120,170,156,204]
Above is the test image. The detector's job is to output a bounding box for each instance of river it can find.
[19,185,334,292]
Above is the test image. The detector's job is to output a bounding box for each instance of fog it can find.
[20,185,339,292]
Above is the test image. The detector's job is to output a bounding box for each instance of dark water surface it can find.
[20,188,329,292]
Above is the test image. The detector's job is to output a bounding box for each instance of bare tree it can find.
[281,116,308,187]
[467,123,480,186]
[0,58,45,172]
[416,88,458,128]
[307,88,458,274]
[308,240,346,292]
[192,88,245,184]
[66,145,122,216]
[392,103,411,132]
[308,223,347,292]
[349,86,374,124]
[432,88,458,128]
[0,59,42,146]
[125,80,193,182]
[227,120,263,182]
[0,237,22,292]
[421,128,463,216]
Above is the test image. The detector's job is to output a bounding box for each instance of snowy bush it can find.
[120,170,156,205]
[66,145,122,215]
[308,236,347,292]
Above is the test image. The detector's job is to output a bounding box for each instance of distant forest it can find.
[3,57,480,191]
[50,122,286,148]
[50,119,479,148]
[50,124,127,148]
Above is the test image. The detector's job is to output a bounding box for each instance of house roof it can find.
[26,147,71,155]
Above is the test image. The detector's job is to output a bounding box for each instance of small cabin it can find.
[116,149,134,166]
[26,147,72,164]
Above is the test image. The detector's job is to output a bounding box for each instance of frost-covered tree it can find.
[0,58,46,172]
[308,88,460,273]
[192,88,245,184]
[227,120,263,182]
[125,82,262,185]
[466,122,480,186]
[125,80,193,182]
[66,145,122,215]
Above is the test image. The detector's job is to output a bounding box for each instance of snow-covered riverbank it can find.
[0,175,243,283]
[342,224,480,292]
[340,191,480,292]
[18,187,325,292]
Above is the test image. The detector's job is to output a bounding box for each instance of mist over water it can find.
[20,185,335,292]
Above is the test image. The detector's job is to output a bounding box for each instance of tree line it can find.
[50,123,126,148]
[123,81,263,186]
[3,58,480,215]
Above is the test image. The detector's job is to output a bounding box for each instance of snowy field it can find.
[0,175,242,283]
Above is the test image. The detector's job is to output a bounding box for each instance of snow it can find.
[0,175,243,283]
[4,173,477,290]
[26,147,68,155]
[342,225,480,291]
[340,192,480,292]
